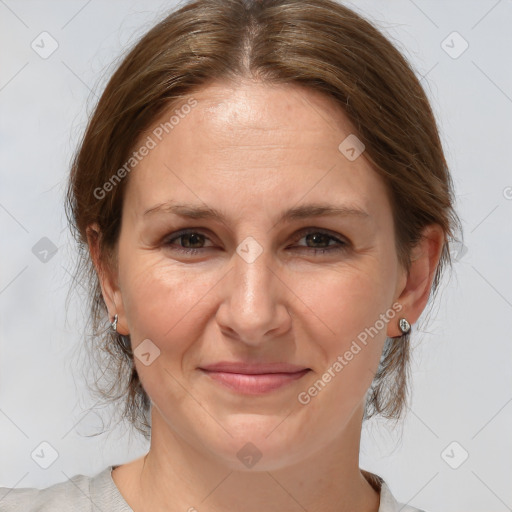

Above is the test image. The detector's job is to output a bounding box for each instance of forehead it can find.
[122,80,391,225]
[192,80,349,130]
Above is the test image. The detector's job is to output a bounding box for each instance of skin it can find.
[88,79,444,512]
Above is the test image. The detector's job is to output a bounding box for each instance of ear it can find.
[86,223,130,336]
[387,224,445,337]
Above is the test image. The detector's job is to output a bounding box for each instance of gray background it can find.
[0,1,511,511]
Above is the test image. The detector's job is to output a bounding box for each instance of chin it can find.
[201,419,309,472]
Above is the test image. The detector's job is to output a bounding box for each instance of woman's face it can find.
[105,80,409,469]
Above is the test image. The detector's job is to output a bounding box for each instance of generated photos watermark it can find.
[297,301,403,405]
[93,97,198,200]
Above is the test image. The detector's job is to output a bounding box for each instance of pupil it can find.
[184,233,203,248]
[307,233,328,247]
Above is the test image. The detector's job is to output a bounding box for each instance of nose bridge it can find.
[218,233,288,340]
[233,234,275,312]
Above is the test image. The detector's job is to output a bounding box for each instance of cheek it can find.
[120,257,216,340]
[119,258,220,404]
[297,265,395,418]
[292,269,393,430]
[300,263,393,350]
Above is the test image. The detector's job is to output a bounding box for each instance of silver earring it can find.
[398,317,411,334]
[111,314,118,332]
[110,314,131,352]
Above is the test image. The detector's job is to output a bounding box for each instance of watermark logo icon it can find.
[450,240,468,262]
[31,441,59,469]
[134,339,161,366]
[441,31,469,59]
[32,237,58,263]
[236,236,264,264]
[31,32,59,59]
[338,134,365,161]
[441,441,469,469]
[237,442,262,468]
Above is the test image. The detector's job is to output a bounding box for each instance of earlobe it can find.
[387,224,445,337]
[86,223,129,336]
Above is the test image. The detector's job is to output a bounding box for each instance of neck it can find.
[114,404,380,512]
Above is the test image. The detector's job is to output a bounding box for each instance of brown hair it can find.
[65,0,463,440]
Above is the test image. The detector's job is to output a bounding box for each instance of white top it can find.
[0,466,427,511]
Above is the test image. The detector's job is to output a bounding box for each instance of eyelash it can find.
[163,228,349,256]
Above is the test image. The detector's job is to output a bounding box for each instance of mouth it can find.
[198,362,311,395]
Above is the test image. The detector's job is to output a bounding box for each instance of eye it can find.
[163,228,349,256]
[163,230,212,255]
[289,228,349,254]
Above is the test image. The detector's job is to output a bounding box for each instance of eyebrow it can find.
[143,201,371,224]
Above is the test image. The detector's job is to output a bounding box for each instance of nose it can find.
[215,241,292,347]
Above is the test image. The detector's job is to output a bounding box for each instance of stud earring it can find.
[398,317,411,335]
[111,314,118,332]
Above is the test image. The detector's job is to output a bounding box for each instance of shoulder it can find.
[380,480,430,512]
[0,473,93,512]
[362,469,429,512]
[0,466,124,512]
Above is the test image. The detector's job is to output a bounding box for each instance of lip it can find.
[198,362,311,395]
[199,361,309,374]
